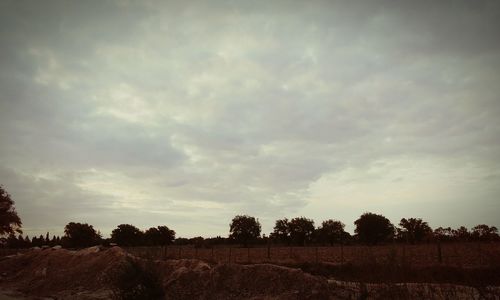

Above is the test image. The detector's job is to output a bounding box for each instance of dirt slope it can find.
[1,247,499,299]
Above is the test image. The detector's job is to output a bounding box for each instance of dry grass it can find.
[125,242,500,268]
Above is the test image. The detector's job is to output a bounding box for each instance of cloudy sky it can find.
[1,0,499,238]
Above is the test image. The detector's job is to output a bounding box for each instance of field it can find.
[125,242,500,268]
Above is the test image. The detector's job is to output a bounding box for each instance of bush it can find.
[111,258,164,300]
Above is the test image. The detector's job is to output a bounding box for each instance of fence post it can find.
[402,243,406,265]
[478,242,482,266]
[437,240,442,264]
[340,243,344,266]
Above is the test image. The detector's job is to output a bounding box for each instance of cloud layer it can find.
[1,0,499,237]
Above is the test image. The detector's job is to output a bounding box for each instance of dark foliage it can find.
[398,218,432,243]
[144,226,175,246]
[288,217,315,246]
[112,224,144,246]
[229,215,261,247]
[271,218,291,245]
[355,212,395,244]
[111,258,164,300]
[0,185,22,236]
[316,219,345,245]
[64,222,101,248]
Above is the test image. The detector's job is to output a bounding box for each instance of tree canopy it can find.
[398,218,432,243]
[144,226,176,246]
[111,224,143,246]
[271,218,291,245]
[288,217,315,246]
[317,219,345,245]
[229,215,261,247]
[0,185,22,236]
[355,212,395,244]
[64,222,101,248]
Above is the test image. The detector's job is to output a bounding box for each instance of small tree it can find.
[317,219,345,246]
[229,215,261,247]
[0,185,22,236]
[288,217,315,246]
[64,222,101,248]
[354,212,394,244]
[111,224,144,246]
[398,218,432,244]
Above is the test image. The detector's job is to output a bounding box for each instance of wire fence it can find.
[124,242,500,268]
[1,242,498,268]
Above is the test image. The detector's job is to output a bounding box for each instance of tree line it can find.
[1,214,498,249]
[229,213,499,247]
[1,185,499,249]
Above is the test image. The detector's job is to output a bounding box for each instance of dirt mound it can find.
[157,260,329,299]
[1,247,499,299]
[0,248,329,299]
[0,246,127,299]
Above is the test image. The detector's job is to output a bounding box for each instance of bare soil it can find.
[0,247,499,299]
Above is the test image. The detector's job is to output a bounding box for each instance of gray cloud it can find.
[1,0,499,237]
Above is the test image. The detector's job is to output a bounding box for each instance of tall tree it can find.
[229,215,261,247]
[271,218,290,245]
[471,224,499,241]
[0,185,22,236]
[288,217,315,246]
[452,226,470,241]
[64,222,101,248]
[111,224,144,246]
[398,218,432,243]
[354,212,395,244]
[317,219,345,245]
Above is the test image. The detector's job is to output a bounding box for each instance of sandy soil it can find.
[1,246,499,299]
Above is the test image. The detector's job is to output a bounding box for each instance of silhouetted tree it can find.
[5,233,19,248]
[64,222,101,248]
[433,227,453,241]
[190,236,205,248]
[398,218,432,243]
[144,226,175,246]
[316,219,345,245]
[38,234,44,245]
[271,218,291,245]
[229,215,261,247]
[354,212,395,244]
[452,226,470,241]
[111,224,143,246]
[174,237,190,246]
[31,236,39,247]
[471,224,499,241]
[289,217,315,246]
[0,185,22,236]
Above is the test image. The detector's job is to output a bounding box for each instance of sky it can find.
[1,0,499,238]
